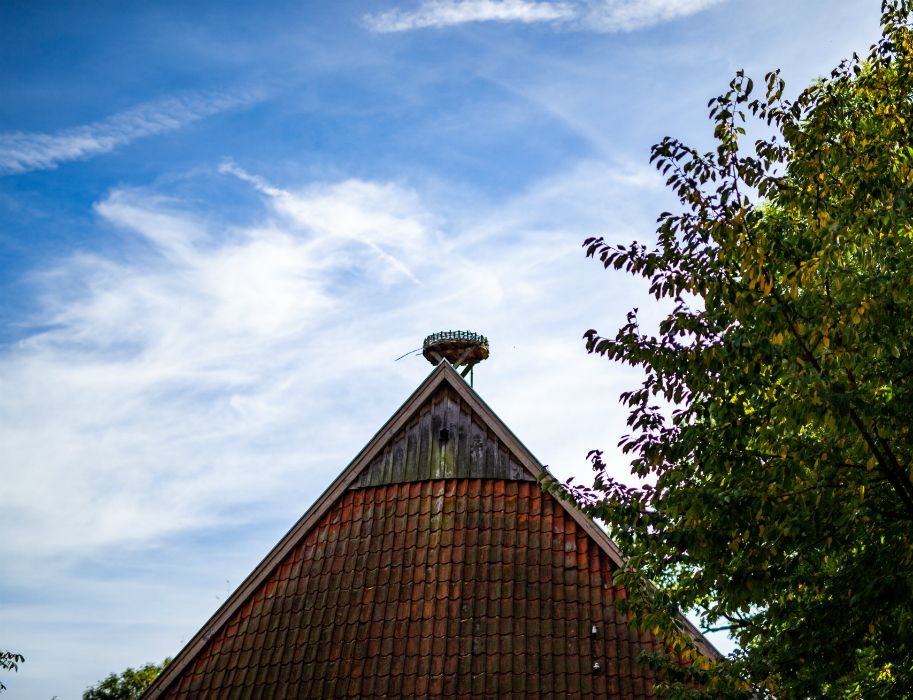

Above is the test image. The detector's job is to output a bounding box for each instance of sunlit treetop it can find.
[551,1,913,697]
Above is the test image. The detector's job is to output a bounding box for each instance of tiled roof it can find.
[160,479,660,698]
[144,363,715,698]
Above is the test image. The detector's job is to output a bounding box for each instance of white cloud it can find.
[365,0,725,33]
[0,161,658,562]
[219,160,431,284]
[0,176,439,557]
[366,0,574,32]
[0,90,262,174]
[580,0,725,31]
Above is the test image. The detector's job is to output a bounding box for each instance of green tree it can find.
[0,650,24,694]
[83,658,170,700]
[563,1,913,696]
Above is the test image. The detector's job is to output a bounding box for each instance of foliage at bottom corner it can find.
[571,1,913,697]
[83,658,171,700]
[0,651,25,694]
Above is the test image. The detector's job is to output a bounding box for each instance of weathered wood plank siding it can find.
[351,385,534,488]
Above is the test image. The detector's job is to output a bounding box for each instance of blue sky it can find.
[0,1,883,697]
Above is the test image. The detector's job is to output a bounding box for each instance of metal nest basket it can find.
[422,331,489,383]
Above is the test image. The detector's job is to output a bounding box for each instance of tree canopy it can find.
[83,658,170,700]
[563,1,913,696]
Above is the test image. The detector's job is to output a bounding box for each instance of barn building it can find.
[143,336,716,698]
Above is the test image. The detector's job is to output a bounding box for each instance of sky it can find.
[0,1,884,697]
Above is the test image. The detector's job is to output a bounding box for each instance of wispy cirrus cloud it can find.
[580,0,726,31]
[0,175,430,558]
[365,0,574,32]
[0,159,654,560]
[365,0,724,33]
[0,90,262,175]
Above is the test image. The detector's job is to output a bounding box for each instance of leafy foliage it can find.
[565,2,913,696]
[0,651,24,694]
[82,658,170,700]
